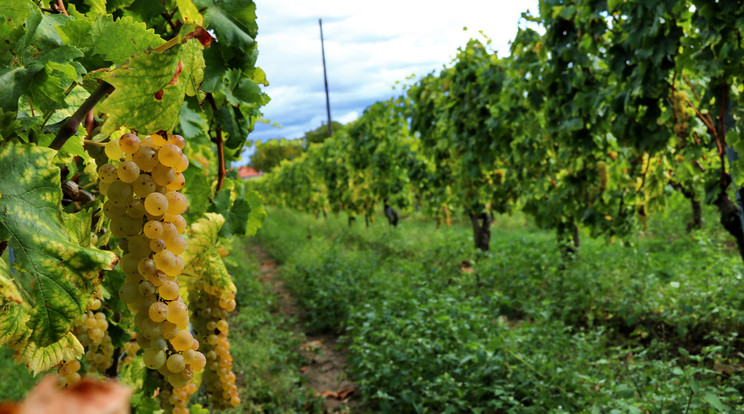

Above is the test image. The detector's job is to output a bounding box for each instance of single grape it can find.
[158,280,180,301]
[88,298,101,310]
[126,198,147,220]
[158,144,182,167]
[144,192,168,216]
[173,153,189,173]
[105,140,125,160]
[149,301,169,323]
[98,164,118,183]
[161,320,179,339]
[107,180,134,207]
[133,174,157,198]
[165,191,188,215]
[152,163,175,186]
[164,214,187,234]
[150,238,166,253]
[171,330,193,352]
[165,172,186,191]
[133,146,158,172]
[154,250,176,272]
[162,222,178,243]
[119,133,141,154]
[167,301,189,328]
[151,133,168,147]
[143,220,163,239]
[167,353,186,373]
[167,235,187,255]
[138,257,157,278]
[117,161,140,183]
[143,348,166,369]
[168,134,186,149]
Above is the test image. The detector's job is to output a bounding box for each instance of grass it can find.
[191,237,323,413]
[254,195,744,413]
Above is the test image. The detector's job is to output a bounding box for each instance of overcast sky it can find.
[246,0,540,159]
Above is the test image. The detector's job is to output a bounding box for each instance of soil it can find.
[251,244,359,413]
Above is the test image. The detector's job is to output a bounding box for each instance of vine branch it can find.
[53,0,69,16]
[49,82,114,151]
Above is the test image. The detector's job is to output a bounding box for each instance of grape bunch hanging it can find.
[97,132,206,389]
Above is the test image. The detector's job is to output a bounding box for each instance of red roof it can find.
[238,166,263,179]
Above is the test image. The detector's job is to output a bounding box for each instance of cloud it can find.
[246,0,539,158]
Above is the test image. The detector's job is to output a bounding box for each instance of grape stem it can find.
[206,93,227,193]
[49,82,114,151]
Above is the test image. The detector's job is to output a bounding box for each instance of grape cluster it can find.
[98,132,206,388]
[190,280,240,409]
[596,161,609,191]
[71,288,114,375]
[122,334,141,365]
[57,359,82,387]
[159,381,198,414]
[672,90,691,138]
[77,309,114,373]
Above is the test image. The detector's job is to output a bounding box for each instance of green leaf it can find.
[203,0,256,50]
[84,0,107,15]
[243,190,266,236]
[183,173,211,216]
[90,15,165,65]
[98,39,205,135]
[702,392,728,412]
[182,213,236,298]
[0,111,20,139]
[0,142,117,348]
[188,404,210,414]
[177,101,210,146]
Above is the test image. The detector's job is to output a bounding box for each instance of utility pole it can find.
[319,18,332,137]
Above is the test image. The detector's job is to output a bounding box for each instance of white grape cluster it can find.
[69,288,113,376]
[672,90,691,138]
[57,359,82,387]
[190,280,240,408]
[98,132,206,388]
[159,381,198,414]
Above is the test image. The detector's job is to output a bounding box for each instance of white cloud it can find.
[246,0,539,159]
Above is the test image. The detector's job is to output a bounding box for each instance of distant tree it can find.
[250,139,305,173]
[304,121,344,146]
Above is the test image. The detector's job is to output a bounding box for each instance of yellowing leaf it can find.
[176,0,204,26]
[0,142,117,350]
[98,39,205,135]
[182,213,235,298]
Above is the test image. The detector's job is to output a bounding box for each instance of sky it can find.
[246,0,540,160]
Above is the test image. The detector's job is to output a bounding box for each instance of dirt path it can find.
[251,244,358,413]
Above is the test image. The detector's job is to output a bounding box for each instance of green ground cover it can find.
[254,198,744,413]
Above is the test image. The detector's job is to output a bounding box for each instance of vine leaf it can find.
[97,38,205,135]
[0,302,85,375]
[203,0,256,50]
[0,6,83,113]
[208,188,266,237]
[56,14,165,68]
[182,213,235,298]
[0,142,117,354]
[0,258,23,304]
